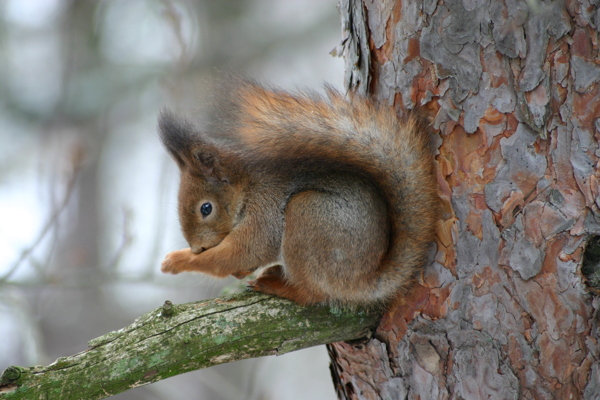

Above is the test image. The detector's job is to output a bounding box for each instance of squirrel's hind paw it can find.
[247,265,325,305]
[246,266,283,292]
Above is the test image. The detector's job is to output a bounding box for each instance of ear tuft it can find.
[158,110,198,168]
[158,109,229,183]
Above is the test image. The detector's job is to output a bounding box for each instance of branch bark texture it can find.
[0,292,379,400]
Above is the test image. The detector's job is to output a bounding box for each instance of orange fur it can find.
[159,80,438,307]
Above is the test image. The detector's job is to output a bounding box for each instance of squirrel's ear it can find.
[192,148,228,184]
[158,110,227,183]
[159,110,196,169]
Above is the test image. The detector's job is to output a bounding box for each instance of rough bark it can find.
[0,292,379,400]
[329,0,600,399]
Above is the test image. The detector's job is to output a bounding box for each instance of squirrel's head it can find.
[159,111,243,253]
[176,168,242,253]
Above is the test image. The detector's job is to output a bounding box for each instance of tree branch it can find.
[0,292,380,400]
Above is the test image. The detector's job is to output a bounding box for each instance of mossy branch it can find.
[0,292,380,400]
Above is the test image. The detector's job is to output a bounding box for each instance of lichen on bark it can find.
[0,292,380,400]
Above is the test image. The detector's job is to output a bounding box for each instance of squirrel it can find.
[159,79,438,307]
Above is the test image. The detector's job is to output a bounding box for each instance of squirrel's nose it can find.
[191,245,205,254]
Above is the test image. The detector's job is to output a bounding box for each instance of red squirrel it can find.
[159,80,438,307]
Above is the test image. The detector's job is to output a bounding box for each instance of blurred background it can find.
[0,0,343,399]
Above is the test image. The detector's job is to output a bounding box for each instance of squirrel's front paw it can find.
[161,248,194,274]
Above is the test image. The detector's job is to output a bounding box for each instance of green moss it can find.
[0,292,380,400]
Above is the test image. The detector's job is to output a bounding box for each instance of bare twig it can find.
[0,143,85,283]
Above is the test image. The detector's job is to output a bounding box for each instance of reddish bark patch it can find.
[378,283,430,338]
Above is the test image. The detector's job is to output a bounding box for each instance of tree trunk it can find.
[329,0,600,399]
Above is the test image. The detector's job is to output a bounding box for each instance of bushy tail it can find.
[210,80,439,302]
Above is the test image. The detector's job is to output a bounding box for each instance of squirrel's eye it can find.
[200,202,212,217]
